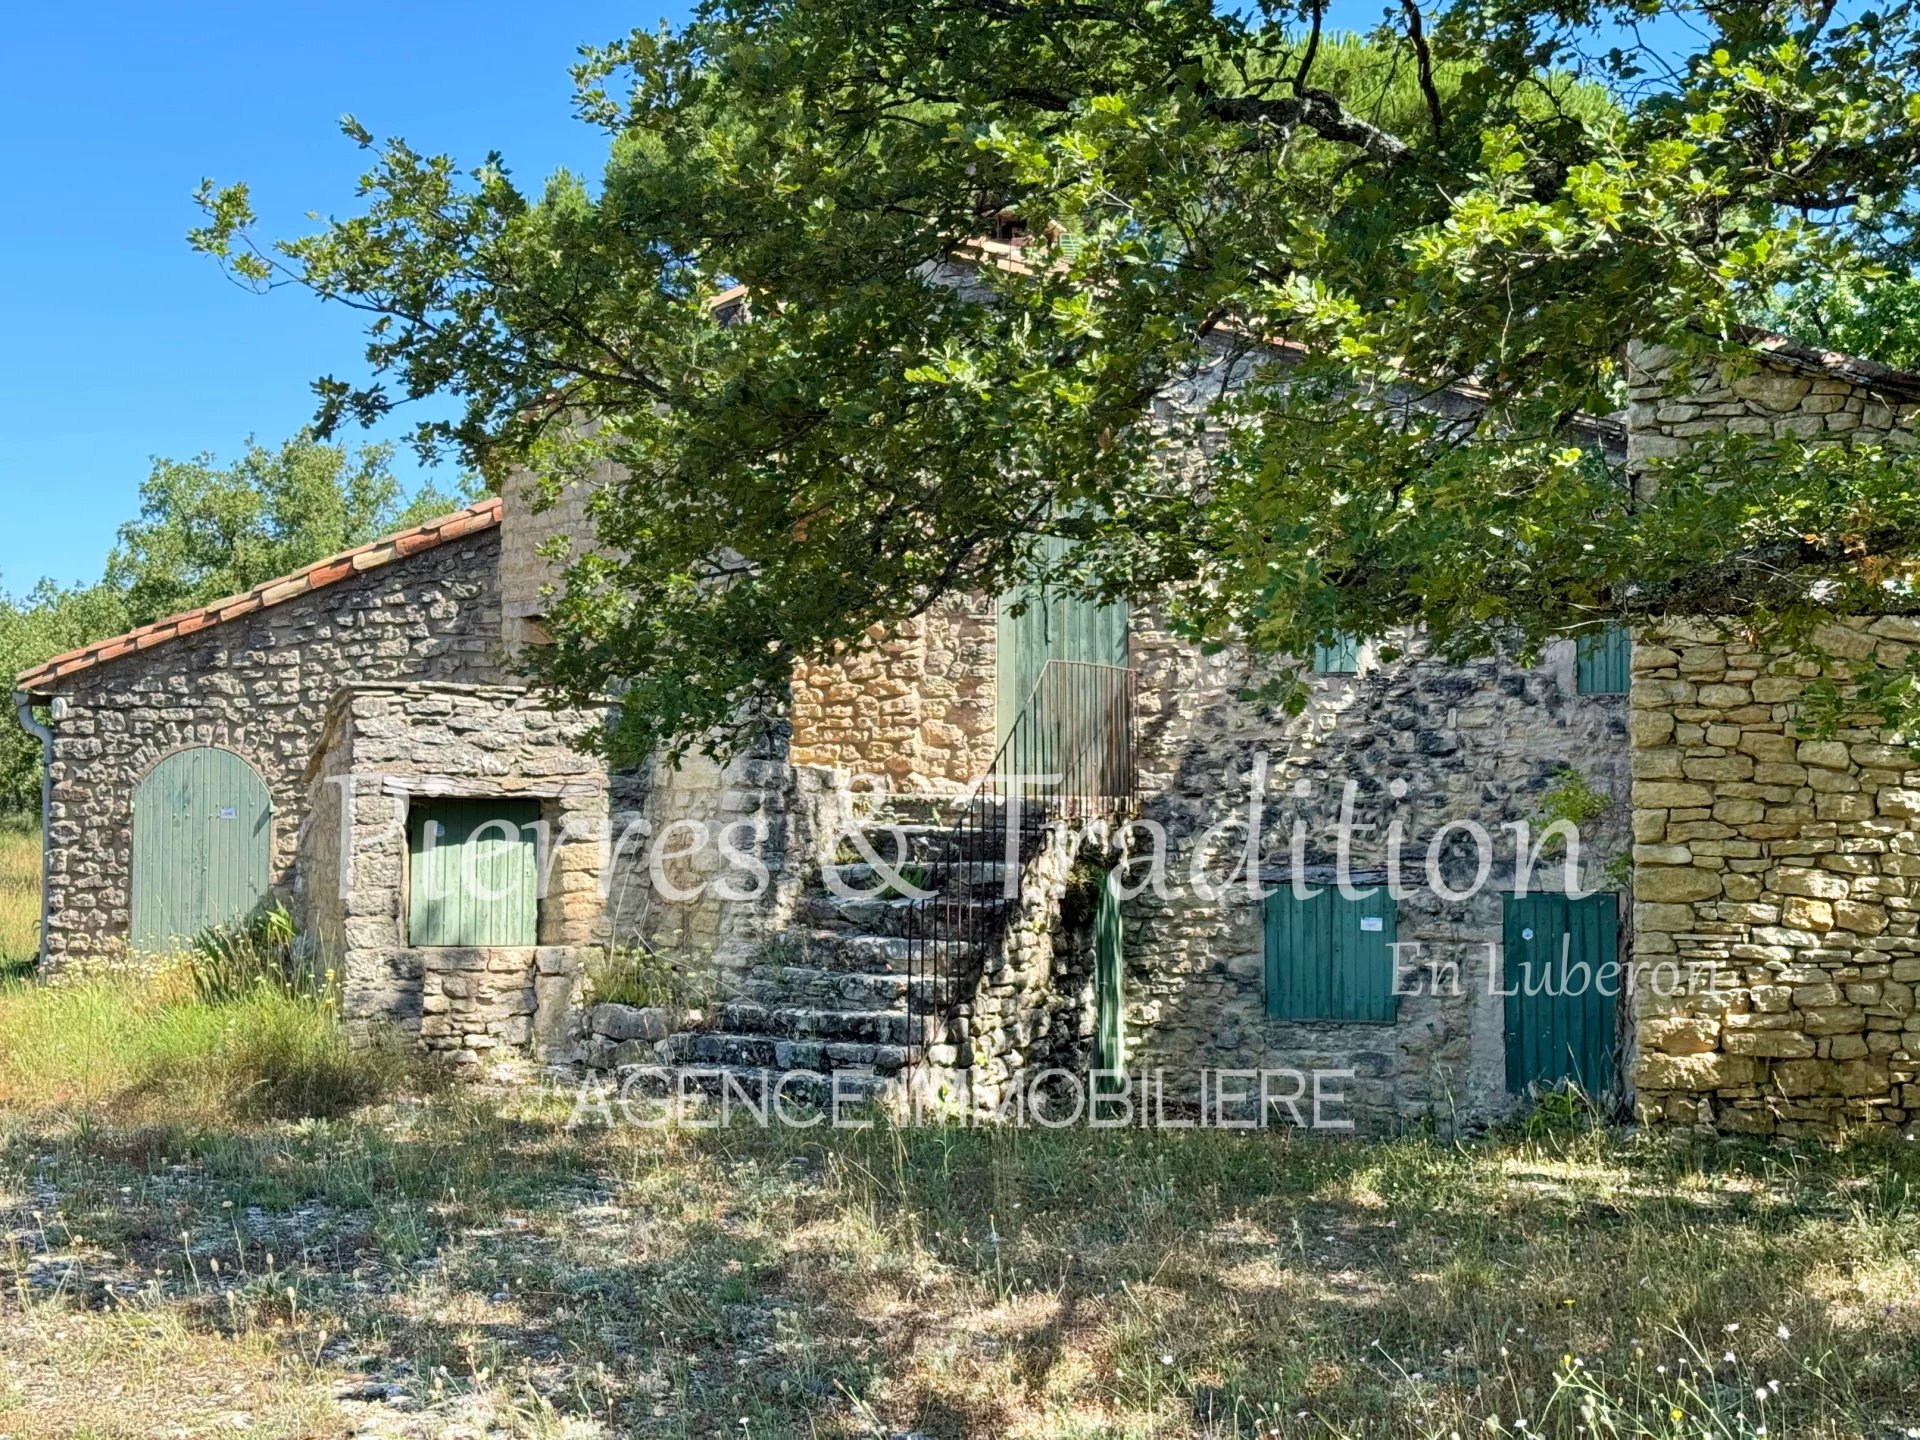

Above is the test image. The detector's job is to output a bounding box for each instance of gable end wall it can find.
[32,528,506,965]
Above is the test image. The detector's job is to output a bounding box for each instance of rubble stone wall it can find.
[497,456,617,653]
[1626,340,1920,484]
[1118,616,1633,1129]
[298,683,607,1057]
[1629,620,1920,1133]
[35,530,505,965]
[601,741,857,995]
[920,820,1107,1116]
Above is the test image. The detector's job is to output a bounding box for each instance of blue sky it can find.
[0,1,692,592]
[0,2,1686,595]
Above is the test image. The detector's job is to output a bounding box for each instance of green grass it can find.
[0,968,417,1124]
[0,815,37,971]
[1,970,1916,1438]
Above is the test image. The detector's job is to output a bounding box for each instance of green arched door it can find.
[131,747,273,951]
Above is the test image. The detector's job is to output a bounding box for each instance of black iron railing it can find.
[901,658,1137,1066]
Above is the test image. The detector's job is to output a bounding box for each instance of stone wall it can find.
[34,529,505,965]
[789,594,999,790]
[1626,339,1920,486]
[918,819,1108,1115]
[297,682,608,1056]
[495,450,860,996]
[497,455,617,653]
[1629,620,1920,1133]
[1118,617,1633,1128]
[601,741,856,994]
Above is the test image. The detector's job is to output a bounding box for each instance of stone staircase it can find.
[654,795,1018,1107]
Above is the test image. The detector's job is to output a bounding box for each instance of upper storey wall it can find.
[498,456,619,652]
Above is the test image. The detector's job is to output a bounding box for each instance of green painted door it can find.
[996,533,1130,743]
[1264,889,1399,1023]
[1503,892,1620,1095]
[131,747,273,952]
[1092,874,1125,1072]
[407,798,541,946]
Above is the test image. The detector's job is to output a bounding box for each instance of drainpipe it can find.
[12,690,52,969]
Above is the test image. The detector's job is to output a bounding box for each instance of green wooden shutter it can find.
[1092,874,1125,1071]
[407,799,541,946]
[1311,634,1360,674]
[1575,625,1631,694]
[1264,889,1398,1022]
[1503,892,1619,1095]
[996,532,1130,743]
[131,746,273,951]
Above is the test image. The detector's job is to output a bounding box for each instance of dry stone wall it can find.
[599,737,856,996]
[1629,621,1920,1133]
[789,595,999,790]
[297,682,609,1057]
[917,819,1107,1116]
[34,530,505,965]
[1627,340,1920,485]
[497,457,616,652]
[1118,614,1633,1128]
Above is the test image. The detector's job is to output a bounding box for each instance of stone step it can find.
[822,858,1013,898]
[735,965,950,1012]
[667,1029,912,1076]
[802,893,1012,938]
[844,821,1009,863]
[857,794,973,828]
[615,1063,895,1109]
[763,929,983,974]
[719,1001,910,1046]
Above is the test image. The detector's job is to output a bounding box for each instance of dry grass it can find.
[0,972,1916,1440]
[0,818,37,970]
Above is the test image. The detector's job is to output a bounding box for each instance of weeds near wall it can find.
[1537,768,1633,890]
[0,967,416,1123]
[0,815,38,971]
[187,903,334,1005]
[587,943,710,1009]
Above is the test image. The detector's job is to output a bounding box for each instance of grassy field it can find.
[0,816,36,970]
[0,972,1916,1438]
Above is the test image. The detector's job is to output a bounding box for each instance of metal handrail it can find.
[902,658,1137,1068]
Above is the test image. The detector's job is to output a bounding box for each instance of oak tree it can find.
[193,0,1920,758]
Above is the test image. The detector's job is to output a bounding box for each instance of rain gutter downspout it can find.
[11,690,52,968]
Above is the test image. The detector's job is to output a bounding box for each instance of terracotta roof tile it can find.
[14,496,503,692]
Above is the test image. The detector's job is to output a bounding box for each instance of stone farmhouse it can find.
[12,323,1920,1137]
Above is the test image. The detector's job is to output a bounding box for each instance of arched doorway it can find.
[131,747,272,951]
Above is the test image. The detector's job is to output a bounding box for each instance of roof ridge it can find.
[14,495,504,692]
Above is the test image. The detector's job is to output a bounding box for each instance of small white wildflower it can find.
[1724,1322,1740,1334]
[1723,1351,1737,1365]
[1775,1324,1791,1340]
[1160,1354,1173,1366]
[1755,1388,1769,1402]
[1768,1379,1779,1393]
